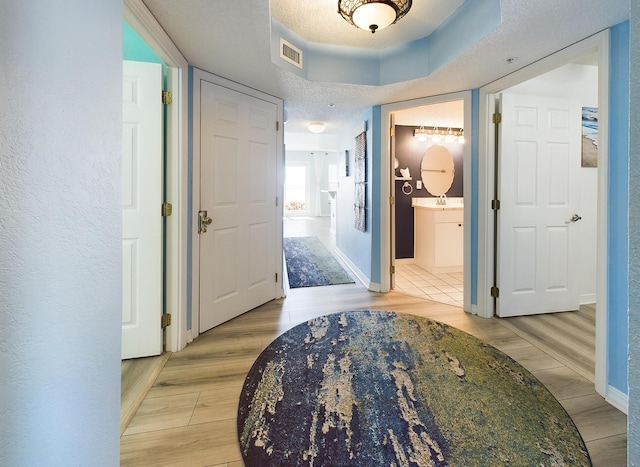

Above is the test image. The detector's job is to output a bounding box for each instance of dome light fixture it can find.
[338,0,412,34]
[308,121,326,133]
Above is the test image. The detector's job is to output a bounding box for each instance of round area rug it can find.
[237,310,590,466]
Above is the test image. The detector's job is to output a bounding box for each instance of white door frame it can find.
[381,91,473,314]
[191,67,285,337]
[478,31,610,397]
[124,0,190,351]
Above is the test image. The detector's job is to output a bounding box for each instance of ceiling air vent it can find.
[280,38,303,69]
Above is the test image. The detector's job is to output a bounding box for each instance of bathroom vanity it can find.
[413,197,463,273]
[411,144,463,273]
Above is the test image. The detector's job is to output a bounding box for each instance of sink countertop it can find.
[412,197,463,210]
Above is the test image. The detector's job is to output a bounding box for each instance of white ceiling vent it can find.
[280,38,303,69]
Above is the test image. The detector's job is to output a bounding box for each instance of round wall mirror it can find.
[420,145,455,196]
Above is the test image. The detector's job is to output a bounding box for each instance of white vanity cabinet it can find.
[413,203,463,274]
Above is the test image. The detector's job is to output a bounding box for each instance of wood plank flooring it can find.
[500,304,596,383]
[120,285,627,466]
[121,353,171,436]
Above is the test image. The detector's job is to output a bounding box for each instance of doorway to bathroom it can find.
[381,92,473,310]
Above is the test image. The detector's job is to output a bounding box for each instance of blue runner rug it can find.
[283,237,354,288]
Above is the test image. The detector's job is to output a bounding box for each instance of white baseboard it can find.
[580,293,596,305]
[606,385,628,414]
[333,247,371,290]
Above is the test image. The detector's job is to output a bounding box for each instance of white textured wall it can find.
[629,4,640,464]
[0,2,122,465]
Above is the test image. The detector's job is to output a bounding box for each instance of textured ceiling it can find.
[142,0,629,149]
[270,0,464,49]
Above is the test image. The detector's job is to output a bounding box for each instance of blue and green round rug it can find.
[238,310,591,466]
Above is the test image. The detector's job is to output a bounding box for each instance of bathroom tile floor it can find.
[394,260,464,307]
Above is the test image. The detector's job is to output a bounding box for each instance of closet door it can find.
[496,93,581,317]
[197,79,278,332]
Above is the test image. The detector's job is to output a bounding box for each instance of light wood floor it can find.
[501,304,596,383]
[120,285,627,466]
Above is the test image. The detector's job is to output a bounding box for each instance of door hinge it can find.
[161,313,172,327]
[161,203,173,217]
[390,127,395,137]
[276,197,279,207]
[491,199,500,211]
[389,196,395,205]
[490,286,500,298]
[390,265,395,274]
[162,91,173,105]
[276,121,280,131]
[275,272,279,282]
[493,112,502,124]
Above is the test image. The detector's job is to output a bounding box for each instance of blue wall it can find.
[123,21,165,68]
[627,3,639,459]
[608,21,630,394]
[336,109,374,283]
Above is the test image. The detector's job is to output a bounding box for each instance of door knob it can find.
[198,210,213,234]
[569,214,582,223]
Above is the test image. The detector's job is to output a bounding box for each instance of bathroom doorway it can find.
[381,91,473,311]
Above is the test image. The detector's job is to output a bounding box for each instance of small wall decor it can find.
[354,131,367,232]
[344,150,350,176]
[581,106,598,168]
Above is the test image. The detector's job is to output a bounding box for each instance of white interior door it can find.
[198,80,278,333]
[121,60,163,358]
[497,92,581,317]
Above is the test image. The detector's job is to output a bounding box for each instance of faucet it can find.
[437,194,447,205]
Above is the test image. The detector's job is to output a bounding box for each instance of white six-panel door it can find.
[122,60,163,358]
[497,93,581,317]
[198,80,278,333]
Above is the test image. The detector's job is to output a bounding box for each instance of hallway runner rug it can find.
[238,310,590,466]
[283,236,354,288]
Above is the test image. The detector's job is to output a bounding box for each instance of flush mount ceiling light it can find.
[338,0,412,34]
[308,121,326,133]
